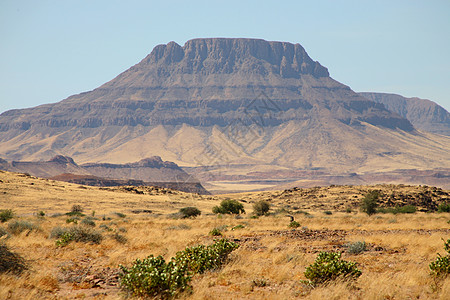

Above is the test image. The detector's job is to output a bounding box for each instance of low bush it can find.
[114,212,126,218]
[324,210,333,215]
[253,200,270,216]
[212,199,245,215]
[52,226,103,246]
[303,251,362,286]
[0,244,27,275]
[120,239,238,298]
[0,209,14,223]
[346,241,367,255]
[437,203,450,213]
[289,221,300,228]
[7,220,36,235]
[179,207,201,218]
[66,205,85,217]
[429,238,450,277]
[378,205,417,214]
[209,228,223,236]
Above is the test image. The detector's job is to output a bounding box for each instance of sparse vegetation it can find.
[0,209,14,223]
[7,220,36,235]
[212,199,245,215]
[303,251,362,286]
[114,212,126,218]
[2,171,450,299]
[253,200,270,216]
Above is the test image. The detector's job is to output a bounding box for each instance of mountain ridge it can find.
[0,38,448,191]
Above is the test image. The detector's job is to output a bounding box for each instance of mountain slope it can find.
[0,38,448,190]
[359,92,450,136]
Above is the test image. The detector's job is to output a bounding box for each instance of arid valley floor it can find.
[1,170,450,299]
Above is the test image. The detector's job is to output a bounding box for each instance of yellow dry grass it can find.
[1,170,450,299]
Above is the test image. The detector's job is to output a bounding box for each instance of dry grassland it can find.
[1,170,450,299]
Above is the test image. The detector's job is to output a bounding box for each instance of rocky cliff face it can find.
[359,92,450,136]
[0,38,447,182]
[0,38,411,132]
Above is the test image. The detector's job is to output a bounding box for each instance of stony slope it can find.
[0,38,448,190]
[359,92,450,136]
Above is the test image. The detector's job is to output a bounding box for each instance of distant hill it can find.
[0,155,209,194]
[0,38,448,191]
[359,92,450,136]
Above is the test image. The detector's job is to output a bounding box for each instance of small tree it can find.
[253,200,270,216]
[179,207,201,218]
[360,190,380,215]
[212,199,245,215]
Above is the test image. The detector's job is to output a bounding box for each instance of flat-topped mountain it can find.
[0,38,448,190]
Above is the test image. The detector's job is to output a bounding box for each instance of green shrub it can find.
[209,228,223,236]
[324,210,333,215]
[429,238,450,277]
[303,251,362,286]
[66,217,79,224]
[289,221,300,228]
[253,200,270,216]
[212,199,245,215]
[0,244,27,274]
[231,224,245,230]
[52,226,103,246]
[173,238,239,274]
[346,241,367,255]
[0,209,14,223]
[120,239,239,298]
[360,190,380,215]
[37,210,46,217]
[378,205,417,214]
[437,203,450,213]
[7,220,36,235]
[114,212,126,218]
[120,255,191,299]
[179,207,201,219]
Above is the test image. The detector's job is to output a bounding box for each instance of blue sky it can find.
[1,0,449,113]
